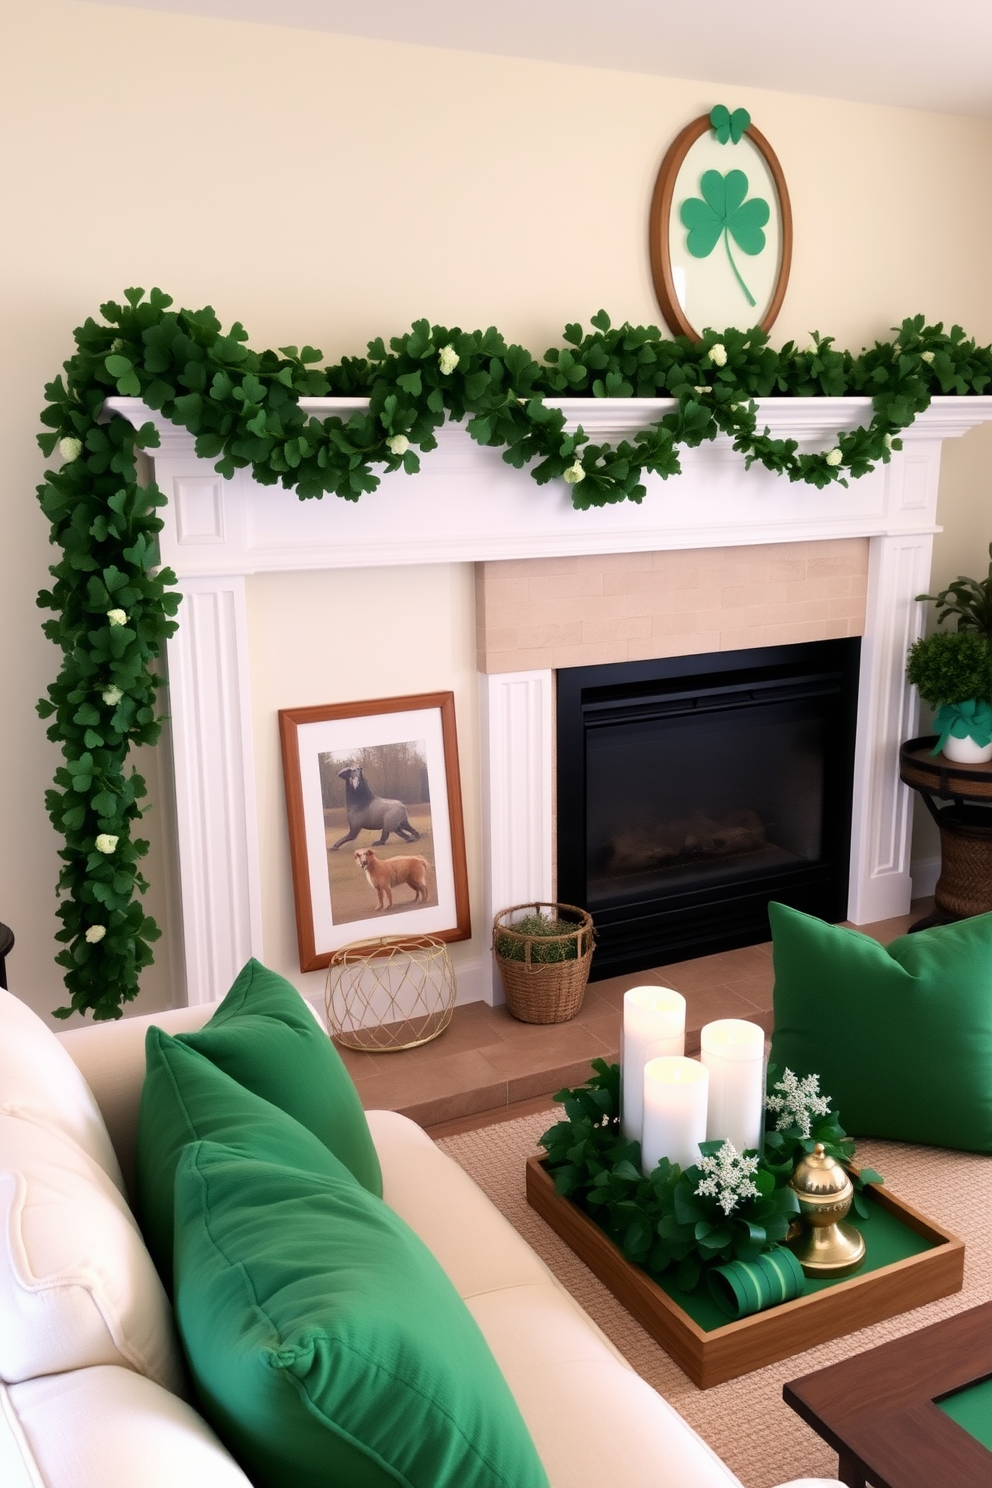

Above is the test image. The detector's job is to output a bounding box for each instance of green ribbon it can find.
[931,699,992,755]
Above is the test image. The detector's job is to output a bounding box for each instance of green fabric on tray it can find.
[178,958,381,1196]
[173,1142,550,1488]
[769,902,992,1152]
[136,1030,353,1286]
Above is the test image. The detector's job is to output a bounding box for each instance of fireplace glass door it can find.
[557,639,860,978]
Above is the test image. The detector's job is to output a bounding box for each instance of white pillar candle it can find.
[641,1056,709,1175]
[621,986,686,1143]
[700,1018,766,1154]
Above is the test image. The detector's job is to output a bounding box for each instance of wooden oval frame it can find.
[649,113,793,342]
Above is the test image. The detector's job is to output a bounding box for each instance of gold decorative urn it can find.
[787,1143,866,1278]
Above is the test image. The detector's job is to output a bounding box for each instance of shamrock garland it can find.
[36,288,992,1018]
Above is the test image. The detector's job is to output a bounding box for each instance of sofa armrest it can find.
[57,1005,218,1196]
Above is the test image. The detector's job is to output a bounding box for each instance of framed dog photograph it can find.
[279,691,471,971]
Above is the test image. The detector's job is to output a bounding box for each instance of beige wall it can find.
[2,0,990,1020]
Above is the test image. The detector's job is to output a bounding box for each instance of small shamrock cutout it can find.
[710,104,751,144]
[680,169,770,307]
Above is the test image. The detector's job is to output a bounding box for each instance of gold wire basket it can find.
[325,934,456,1052]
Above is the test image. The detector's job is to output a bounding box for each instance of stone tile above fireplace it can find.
[475,539,868,674]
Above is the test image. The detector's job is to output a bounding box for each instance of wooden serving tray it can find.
[525,1156,964,1389]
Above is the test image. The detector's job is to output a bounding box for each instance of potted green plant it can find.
[910,545,992,763]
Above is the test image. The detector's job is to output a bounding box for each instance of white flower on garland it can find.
[695,1141,761,1216]
[563,459,585,485]
[438,345,459,375]
[766,1067,831,1139]
[59,436,83,463]
[94,834,118,854]
[921,350,935,363]
[110,338,124,353]
[386,434,409,456]
[102,685,123,706]
[107,608,127,626]
[825,447,843,467]
[883,433,894,451]
[709,342,727,367]
[84,925,106,944]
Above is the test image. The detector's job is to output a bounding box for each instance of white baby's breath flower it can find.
[94,834,118,854]
[766,1068,831,1139]
[920,350,935,364]
[563,460,586,485]
[84,924,107,944]
[110,338,124,353]
[438,344,459,375]
[107,608,127,627]
[708,342,727,367]
[386,434,409,456]
[102,685,123,706]
[695,1141,761,1216]
[59,436,83,463]
[883,433,894,451]
[892,343,901,356]
[693,386,711,395]
[825,447,843,467]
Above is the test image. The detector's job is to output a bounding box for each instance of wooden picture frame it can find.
[650,110,792,342]
[279,691,470,971]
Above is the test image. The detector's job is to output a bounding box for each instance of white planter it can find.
[942,732,992,764]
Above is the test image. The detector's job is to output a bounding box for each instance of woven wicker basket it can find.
[492,902,595,1024]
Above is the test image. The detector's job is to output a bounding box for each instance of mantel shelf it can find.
[103,394,992,581]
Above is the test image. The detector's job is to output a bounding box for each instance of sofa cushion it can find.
[136,1029,354,1286]
[0,988,124,1191]
[177,959,381,1195]
[2,1365,253,1488]
[769,902,992,1151]
[0,1111,183,1392]
[173,1141,550,1488]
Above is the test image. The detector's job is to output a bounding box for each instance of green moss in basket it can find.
[495,914,579,963]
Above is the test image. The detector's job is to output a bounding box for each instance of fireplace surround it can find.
[107,393,992,1006]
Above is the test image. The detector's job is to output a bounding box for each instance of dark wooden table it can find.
[899,736,992,927]
[783,1302,992,1488]
[0,921,12,989]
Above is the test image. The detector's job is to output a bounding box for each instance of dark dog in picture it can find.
[354,847,430,911]
[331,766,422,850]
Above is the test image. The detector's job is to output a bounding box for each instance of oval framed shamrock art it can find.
[649,105,792,341]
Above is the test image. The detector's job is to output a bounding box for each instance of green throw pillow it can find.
[179,959,381,1197]
[173,1142,550,1488]
[769,902,992,1152]
[136,1029,355,1286]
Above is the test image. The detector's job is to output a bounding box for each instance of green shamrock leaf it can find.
[709,105,751,144]
[680,169,770,308]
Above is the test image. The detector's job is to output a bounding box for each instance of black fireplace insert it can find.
[556,638,861,979]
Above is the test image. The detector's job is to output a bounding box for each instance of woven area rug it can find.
[437,1110,991,1488]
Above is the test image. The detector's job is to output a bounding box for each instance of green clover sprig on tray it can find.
[36,290,992,1017]
[538,1059,883,1293]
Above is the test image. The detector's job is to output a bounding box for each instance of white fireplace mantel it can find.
[106,395,992,1005]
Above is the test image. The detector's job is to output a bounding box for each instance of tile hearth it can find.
[336,902,929,1132]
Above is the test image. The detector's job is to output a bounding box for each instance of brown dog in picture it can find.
[354,847,430,911]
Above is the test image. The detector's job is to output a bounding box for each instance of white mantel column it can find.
[165,574,264,1001]
[480,670,554,1002]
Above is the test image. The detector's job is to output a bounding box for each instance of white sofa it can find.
[0,989,841,1488]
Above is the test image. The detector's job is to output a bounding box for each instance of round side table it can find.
[899,735,992,930]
